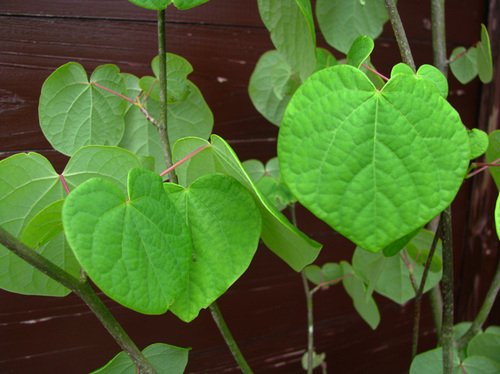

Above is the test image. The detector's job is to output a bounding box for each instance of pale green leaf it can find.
[417,64,448,98]
[257,0,316,79]
[347,36,374,68]
[477,24,493,83]
[410,347,461,374]
[301,351,325,371]
[450,47,478,84]
[63,168,191,314]
[462,356,500,374]
[468,333,500,363]
[249,50,300,126]
[164,174,261,322]
[172,135,322,271]
[278,65,470,251]
[173,0,209,10]
[20,200,64,249]
[315,48,338,72]
[39,63,127,156]
[340,261,380,329]
[468,128,489,160]
[151,53,192,103]
[485,326,500,336]
[486,130,500,190]
[242,159,266,182]
[255,176,294,211]
[265,157,281,179]
[92,343,189,374]
[304,265,323,285]
[316,0,390,53]
[305,262,342,288]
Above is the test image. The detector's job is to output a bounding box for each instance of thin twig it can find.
[160,144,209,178]
[400,251,419,293]
[310,274,351,295]
[362,63,389,81]
[467,158,500,178]
[384,0,416,70]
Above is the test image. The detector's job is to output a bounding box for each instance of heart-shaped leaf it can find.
[468,332,500,363]
[450,46,478,84]
[92,343,189,374]
[316,0,390,54]
[164,174,261,322]
[410,347,460,374]
[63,168,191,314]
[172,135,322,271]
[304,262,342,288]
[417,64,448,98]
[347,36,374,68]
[468,128,489,160]
[39,63,127,156]
[462,356,500,374]
[127,0,171,10]
[278,65,469,251]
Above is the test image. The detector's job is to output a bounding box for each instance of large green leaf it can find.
[278,65,469,251]
[340,261,380,329]
[119,74,166,173]
[127,0,170,10]
[316,0,390,53]
[63,168,191,314]
[257,0,316,80]
[486,130,500,190]
[173,0,209,10]
[92,343,189,374]
[248,50,300,126]
[477,24,493,84]
[39,63,127,156]
[352,229,442,304]
[450,47,478,84]
[172,135,322,271]
[410,347,461,374]
[164,174,261,322]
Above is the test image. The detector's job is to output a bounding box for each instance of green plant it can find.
[1,1,499,373]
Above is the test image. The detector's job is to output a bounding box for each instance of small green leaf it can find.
[450,47,478,84]
[468,128,489,160]
[486,130,500,190]
[172,135,322,271]
[173,0,209,10]
[257,0,316,79]
[278,65,470,251]
[265,157,281,179]
[304,262,342,288]
[485,326,500,336]
[249,50,300,126]
[340,261,380,329]
[468,332,500,363]
[151,54,192,103]
[462,356,500,374]
[382,227,421,257]
[39,63,127,156]
[242,159,266,182]
[304,265,323,285]
[20,200,64,249]
[410,347,461,374]
[164,174,261,322]
[92,343,189,374]
[301,351,325,370]
[315,48,338,72]
[477,24,493,83]
[63,168,191,314]
[391,63,414,78]
[417,64,448,98]
[255,176,294,211]
[454,322,473,341]
[347,36,374,69]
[127,0,170,10]
[316,0,390,53]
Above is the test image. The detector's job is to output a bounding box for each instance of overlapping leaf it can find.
[486,130,500,190]
[477,24,493,83]
[278,65,469,251]
[172,135,322,271]
[347,36,374,69]
[164,174,261,322]
[39,63,127,156]
[468,128,489,160]
[450,47,478,84]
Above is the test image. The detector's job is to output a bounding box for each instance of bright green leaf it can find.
[340,261,380,329]
[164,174,261,322]
[173,0,209,10]
[257,0,316,80]
[92,343,189,374]
[450,47,478,84]
[468,128,489,160]
[63,168,191,314]
[391,63,414,78]
[462,356,500,374]
[316,0,390,53]
[468,333,500,363]
[249,50,300,126]
[172,135,322,271]
[417,64,449,98]
[347,36,374,68]
[410,347,461,374]
[39,63,127,156]
[477,24,493,83]
[486,130,500,190]
[315,48,338,72]
[278,65,470,251]
[382,227,421,257]
[128,0,170,10]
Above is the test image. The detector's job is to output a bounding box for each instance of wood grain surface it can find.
[0,0,497,373]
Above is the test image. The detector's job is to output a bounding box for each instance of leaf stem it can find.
[384,0,416,71]
[400,251,418,293]
[157,9,177,183]
[59,174,71,195]
[0,226,157,374]
[456,259,500,349]
[361,63,389,81]
[467,158,500,178]
[209,303,253,374]
[160,144,209,179]
[412,221,442,357]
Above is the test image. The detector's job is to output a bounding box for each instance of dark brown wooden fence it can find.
[1,1,498,373]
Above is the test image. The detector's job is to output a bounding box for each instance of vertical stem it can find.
[0,227,157,374]
[384,0,416,70]
[209,303,253,374]
[429,285,443,341]
[431,0,448,75]
[290,204,314,374]
[441,207,454,374]
[157,9,177,183]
